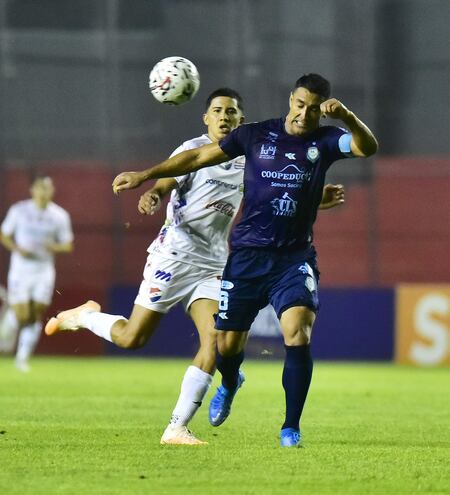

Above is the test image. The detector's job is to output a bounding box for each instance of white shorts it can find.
[7,265,55,306]
[134,253,222,313]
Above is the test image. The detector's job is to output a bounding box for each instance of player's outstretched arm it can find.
[112,143,229,194]
[319,184,345,210]
[138,178,177,215]
[320,99,378,157]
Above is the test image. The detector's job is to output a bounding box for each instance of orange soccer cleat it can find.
[45,300,101,336]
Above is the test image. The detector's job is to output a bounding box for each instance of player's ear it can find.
[202,113,209,126]
[239,115,245,124]
[289,92,293,106]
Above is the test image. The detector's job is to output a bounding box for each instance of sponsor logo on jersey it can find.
[285,153,296,160]
[205,178,238,190]
[271,192,297,217]
[222,162,233,170]
[205,200,235,217]
[306,146,320,163]
[218,312,228,319]
[261,164,312,183]
[259,144,277,160]
[154,270,172,282]
[267,131,279,143]
[149,287,162,302]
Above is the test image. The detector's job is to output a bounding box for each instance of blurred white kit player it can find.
[0,177,73,371]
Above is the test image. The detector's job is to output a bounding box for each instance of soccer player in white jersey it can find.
[0,177,73,371]
[45,89,344,445]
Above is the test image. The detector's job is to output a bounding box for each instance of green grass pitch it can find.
[0,357,448,495]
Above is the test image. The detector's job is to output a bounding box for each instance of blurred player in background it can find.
[45,88,345,445]
[110,73,378,447]
[0,176,73,371]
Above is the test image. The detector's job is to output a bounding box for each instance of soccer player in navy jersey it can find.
[113,73,378,447]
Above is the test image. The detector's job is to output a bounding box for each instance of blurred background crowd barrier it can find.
[0,0,448,365]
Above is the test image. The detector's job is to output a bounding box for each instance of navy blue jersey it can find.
[219,118,351,250]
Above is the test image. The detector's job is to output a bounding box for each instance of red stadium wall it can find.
[314,157,450,286]
[1,157,449,354]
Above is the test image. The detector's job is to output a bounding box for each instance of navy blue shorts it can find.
[215,246,320,331]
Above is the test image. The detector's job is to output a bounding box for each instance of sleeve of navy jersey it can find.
[218,123,254,159]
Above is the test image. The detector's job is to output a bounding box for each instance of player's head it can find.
[203,88,244,142]
[30,176,54,208]
[286,73,331,136]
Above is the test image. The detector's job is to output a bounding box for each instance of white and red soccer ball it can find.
[149,56,200,105]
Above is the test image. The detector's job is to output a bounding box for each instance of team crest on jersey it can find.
[306,146,320,163]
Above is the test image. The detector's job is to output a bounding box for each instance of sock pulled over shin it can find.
[169,365,213,427]
[216,351,244,391]
[282,344,313,430]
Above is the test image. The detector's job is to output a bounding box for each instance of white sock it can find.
[16,321,42,363]
[169,365,213,428]
[0,309,19,352]
[80,311,125,343]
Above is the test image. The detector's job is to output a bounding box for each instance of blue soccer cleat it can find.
[280,427,301,447]
[209,370,245,426]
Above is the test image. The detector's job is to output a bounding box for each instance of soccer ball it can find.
[149,56,200,105]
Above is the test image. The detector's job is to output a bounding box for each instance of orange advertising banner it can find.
[396,285,450,365]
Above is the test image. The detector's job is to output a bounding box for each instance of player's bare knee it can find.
[282,320,312,345]
[284,326,311,346]
[217,331,246,356]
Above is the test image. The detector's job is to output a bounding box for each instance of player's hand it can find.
[138,191,161,215]
[320,184,345,210]
[112,171,145,194]
[320,99,351,121]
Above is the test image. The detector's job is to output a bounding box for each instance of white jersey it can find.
[149,134,245,270]
[1,199,73,274]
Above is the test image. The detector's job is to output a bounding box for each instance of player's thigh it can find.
[31,301,49,322]
[10,302,31,326]
[279,306,316,346]
[30,268,55,309]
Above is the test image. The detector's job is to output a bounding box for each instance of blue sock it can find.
[281,344,313,430]
[216,351,244,391]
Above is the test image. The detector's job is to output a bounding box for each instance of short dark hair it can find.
[294,74,330,99]
[205,88,244,111]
